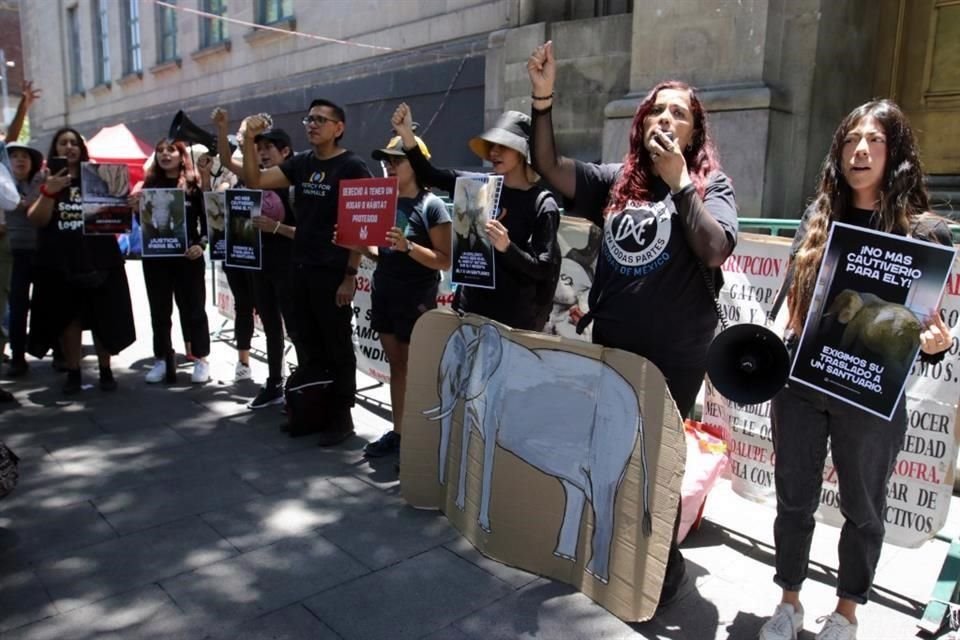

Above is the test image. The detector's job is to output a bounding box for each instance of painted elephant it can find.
[422,323,649,583]
[824,289,922,374]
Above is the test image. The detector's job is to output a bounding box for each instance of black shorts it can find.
[370,278,438,343]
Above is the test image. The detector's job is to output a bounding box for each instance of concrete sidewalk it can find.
[0,262,955,639]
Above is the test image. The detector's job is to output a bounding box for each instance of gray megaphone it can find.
[168,110,218,156]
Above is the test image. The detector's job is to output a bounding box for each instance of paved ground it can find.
[0,262,956,639]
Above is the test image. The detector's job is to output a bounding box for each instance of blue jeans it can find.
[770,381,906,604]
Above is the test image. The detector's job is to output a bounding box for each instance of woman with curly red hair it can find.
[133,139,211,385]
[527,41,738,606]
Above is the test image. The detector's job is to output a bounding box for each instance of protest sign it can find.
[81,162,131,235]
[450,175,503,289]
[203,191,227,261]
[225,189,263,270]
[336,177,398,247]
[140,188,187,257]
[790,223,957,419]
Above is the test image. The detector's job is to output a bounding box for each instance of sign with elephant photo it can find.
[791,222,957,419]
[703,232,960,548]
[399,309,685,622]
[225,189,263,270]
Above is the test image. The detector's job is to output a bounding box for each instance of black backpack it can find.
[284,363,335,437]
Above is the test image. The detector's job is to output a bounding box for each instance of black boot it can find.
[164,351,176,383]
[63,369,82,395]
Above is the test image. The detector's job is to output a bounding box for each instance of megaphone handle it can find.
[765,261,796,327]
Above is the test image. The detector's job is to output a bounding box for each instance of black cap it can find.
[253,129,292,151]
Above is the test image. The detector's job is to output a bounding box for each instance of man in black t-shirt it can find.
[242,100,372,445]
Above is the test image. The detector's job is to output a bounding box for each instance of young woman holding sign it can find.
[27,128,135,394]
[391,103,561,333]
[134,138,211,385]
[360,134,451,459]
[758,101,953,640]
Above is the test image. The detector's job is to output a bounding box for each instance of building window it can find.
[121,0,142,74]
[92,0,110,85]
[256,0,292,24]
[67,6,83,94]
[156,0,179,63]
[199,0,228,48]
[594,0,632,16]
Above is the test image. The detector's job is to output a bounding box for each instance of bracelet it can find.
[404,241,414,255]
[39,184,56,198]
[273,220,281,234]
[531,92,554,101]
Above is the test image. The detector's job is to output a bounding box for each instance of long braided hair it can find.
[604,80,721,214]
[788,99,929,331]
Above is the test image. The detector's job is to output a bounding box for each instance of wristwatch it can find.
[403,241,415,254]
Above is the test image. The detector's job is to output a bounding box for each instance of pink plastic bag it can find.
[678,420,728,543]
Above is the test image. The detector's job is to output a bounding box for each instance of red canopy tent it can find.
[86,124,153,186]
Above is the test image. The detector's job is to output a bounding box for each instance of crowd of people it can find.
[0,38,955,639]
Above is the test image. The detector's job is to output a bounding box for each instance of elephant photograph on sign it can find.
[422,323,650,583]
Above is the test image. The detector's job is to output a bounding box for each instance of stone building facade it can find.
[18,0,960,218]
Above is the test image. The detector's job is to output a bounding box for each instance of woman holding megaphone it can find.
[757,101,953,640]
[527,41,739,607]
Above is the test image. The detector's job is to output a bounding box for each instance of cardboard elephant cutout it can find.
[401,310,685,622]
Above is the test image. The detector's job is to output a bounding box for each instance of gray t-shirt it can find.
[374,190,451,287]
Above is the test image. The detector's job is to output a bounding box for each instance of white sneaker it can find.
[145,360,167,384]
[815,613,857,640]
[235,362,252,382]
[192,360,211,384]
[758,603,803,640]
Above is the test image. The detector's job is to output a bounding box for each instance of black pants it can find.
[143,257,210,359]
[293,263,355,407]
[9,248,35,363]
[252,266,298,383]
[770,382,906,604]
[225,267,254,351]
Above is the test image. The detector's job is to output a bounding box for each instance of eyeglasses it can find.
[301,115,340,127]
[380,156,407,167]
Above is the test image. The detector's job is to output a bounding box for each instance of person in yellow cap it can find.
[390,103,561,332]
[360,134,452,459]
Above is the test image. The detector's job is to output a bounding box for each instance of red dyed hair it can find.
[605,80,721,214]
[144,139,199,192]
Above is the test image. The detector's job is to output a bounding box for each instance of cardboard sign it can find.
[450,175,503,289]
[81,162,131,235]
[140,188,188,257]
[225,189,262,270]
[790,223,957,419]
[203,191,227,261]
[400,309,685,622]
[703,232,960,547]
[336,177,398,247]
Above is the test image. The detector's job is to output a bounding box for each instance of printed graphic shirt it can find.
[375,190,451,288]
[37,176,123,273]
[280,150,372,270]
[570,162,738,366]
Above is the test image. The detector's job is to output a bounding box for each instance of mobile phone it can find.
[47,156,68,175]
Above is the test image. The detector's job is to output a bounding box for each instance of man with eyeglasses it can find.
[242,99,372,446]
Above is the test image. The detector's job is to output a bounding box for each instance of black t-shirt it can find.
[279,150,372,269]
[570,161,738,366]
[37,177,123,273]
[141,176,206,246]
[260,187,296,274]
[374,190,450,287]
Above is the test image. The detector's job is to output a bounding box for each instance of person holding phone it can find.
[27,128,135,394]
[391,103,561,333]
[527,41,739,607]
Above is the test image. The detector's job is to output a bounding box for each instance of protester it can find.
[357,134,451,458]
[27,128,135,393]
[527,40,739,606]
[242,99,372,445]
[133,139,211,384]
[758,100,953,640]
[392,103,560,331]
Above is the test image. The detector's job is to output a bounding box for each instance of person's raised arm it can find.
[392,103,458,194]
[4,81,40,143]
[211,107,243,177]
[527,42,576,200]
[240,115,289,189]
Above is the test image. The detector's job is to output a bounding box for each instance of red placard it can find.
[336,177,399,247]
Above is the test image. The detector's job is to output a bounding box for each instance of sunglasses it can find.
[301,115,340,127]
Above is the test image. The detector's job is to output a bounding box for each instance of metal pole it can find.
[0,49,9,129]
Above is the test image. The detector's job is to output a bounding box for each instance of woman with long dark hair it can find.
[135,139,211,384]
[527,41,738,606]
[27,127,135,393]
[758,100,953,640]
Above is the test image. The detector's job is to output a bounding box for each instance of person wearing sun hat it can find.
[358,131,452,459]
[390,103,561,333]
